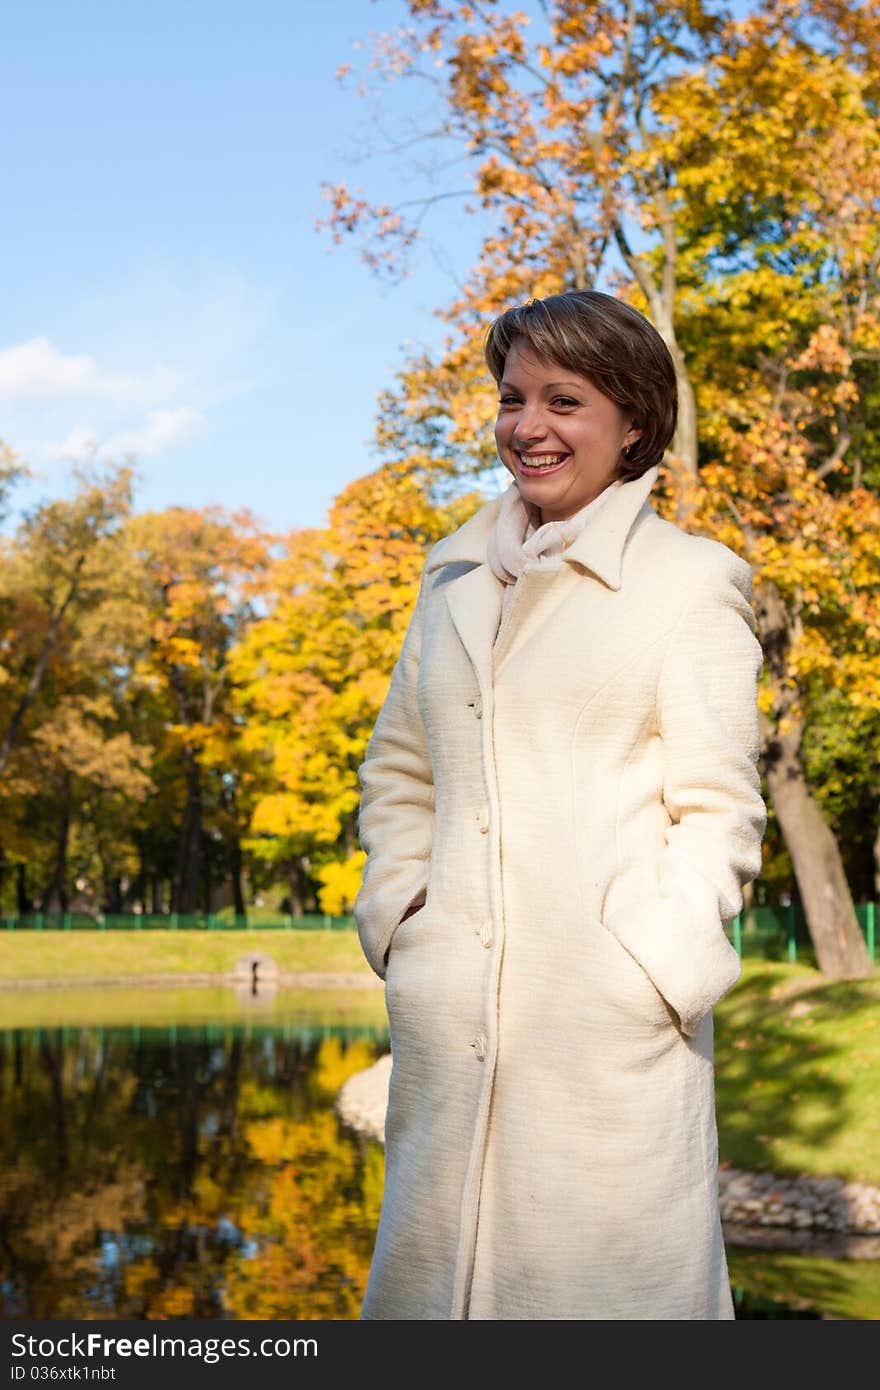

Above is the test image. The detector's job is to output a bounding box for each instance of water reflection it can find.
[0,1019,876,1320]
[0,1023,387,1319]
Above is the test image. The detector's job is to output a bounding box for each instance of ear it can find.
[622,426,642,458]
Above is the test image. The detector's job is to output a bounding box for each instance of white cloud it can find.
[0,337,177,405]
[2,263,276,517]
[47,407,204,464]
[104,407,204,458]
[49,423,100,463]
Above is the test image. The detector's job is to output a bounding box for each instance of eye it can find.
[551,396,579,408]
[498,394,521,407]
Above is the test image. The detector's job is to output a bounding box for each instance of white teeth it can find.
[520,453,567,469]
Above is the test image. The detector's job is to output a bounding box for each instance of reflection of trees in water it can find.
[0,1027,385,1319]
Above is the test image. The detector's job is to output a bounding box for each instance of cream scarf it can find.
[487,478,621,625]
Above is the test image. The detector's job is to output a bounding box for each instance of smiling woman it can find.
[486,289,678,511]
[494,345,635,520]
[353,289,766,1321]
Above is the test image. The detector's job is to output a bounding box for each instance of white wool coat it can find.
[353,464,766,1320]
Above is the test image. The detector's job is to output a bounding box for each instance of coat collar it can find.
[425,464,659,593]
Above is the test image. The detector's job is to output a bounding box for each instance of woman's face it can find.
[494,337,639,524]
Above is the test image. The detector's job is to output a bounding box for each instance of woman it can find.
[353,290,766,1320]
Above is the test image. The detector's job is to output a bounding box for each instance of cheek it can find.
[494,422,516,473]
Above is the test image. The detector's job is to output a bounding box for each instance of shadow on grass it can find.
[714,962,880,1182]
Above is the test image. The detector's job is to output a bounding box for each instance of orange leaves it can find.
[233,464,477,870]
[315,184,418,280]
[317,183,372,242]
[657,310,880,732]
[790,325,852,377]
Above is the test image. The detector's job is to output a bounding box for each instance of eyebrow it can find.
[498,379,585,393]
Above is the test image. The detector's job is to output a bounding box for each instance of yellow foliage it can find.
[316,853,366,915]
[232,465,478,875]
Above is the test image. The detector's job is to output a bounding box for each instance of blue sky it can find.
[1,0,491,534]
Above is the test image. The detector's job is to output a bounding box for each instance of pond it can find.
[1,995,877,1321]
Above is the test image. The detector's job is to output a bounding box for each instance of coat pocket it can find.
[383,899,430,971]
[594,915,682,1032]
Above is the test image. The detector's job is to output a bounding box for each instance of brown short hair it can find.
[484,290,678,479]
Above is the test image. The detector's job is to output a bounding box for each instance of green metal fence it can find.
[2,911,356,932]
[726,902,876,964]
[2,903,876,962]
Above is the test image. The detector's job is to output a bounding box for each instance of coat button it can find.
[472,1033,487,1061]
[478,804,490,833]
[466,697,482,719]
[478,919,493,948]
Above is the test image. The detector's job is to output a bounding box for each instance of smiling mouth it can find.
[517,452,570,475]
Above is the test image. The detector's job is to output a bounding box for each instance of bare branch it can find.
[395,188,474,212]
[611,217,663,322]
[813,431,852,482]
[603,0,639,136]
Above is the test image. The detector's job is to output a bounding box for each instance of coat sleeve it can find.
[603,548,767,1037]
[353,564,435,979]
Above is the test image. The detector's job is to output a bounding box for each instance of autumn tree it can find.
[0,465,133,779]
[322,0,879,976]
[231,465,480,914]
[124,508,270,916]
[0,441,27,520]
[0,465,145,911]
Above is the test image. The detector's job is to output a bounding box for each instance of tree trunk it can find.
[151,873,163,915]
[611,210,698,479]
[228,831,246,919]
[756,577,871,977]
[40,773,72,913]
[669,343,699,480]
[105,876,123,914]
[184,756,202,913]
[874,813,880,902]
[173,751,203,914]
[219,781,247,920]
[136,835,148,915]
[763,721,872,978]
[287,861,304,917]
[741,877,755,931]
[16,862,31,916]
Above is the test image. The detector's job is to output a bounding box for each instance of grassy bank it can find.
[0,928,371,983]
[715,960,880,1185]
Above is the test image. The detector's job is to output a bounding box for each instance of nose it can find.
[512,404,547,445]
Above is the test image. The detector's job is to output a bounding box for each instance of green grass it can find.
[728,1248,880,1321]
[715,959,880,1185]
[0,927,372,983]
